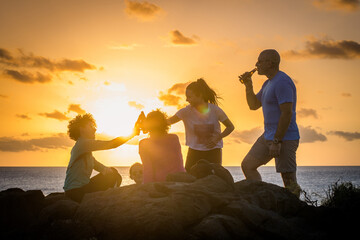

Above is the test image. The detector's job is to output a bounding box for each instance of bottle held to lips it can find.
[239,68,257,84]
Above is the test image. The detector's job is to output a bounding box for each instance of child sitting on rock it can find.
[129,162,143,184]
[64,113,139,202]
[139,110,185,183]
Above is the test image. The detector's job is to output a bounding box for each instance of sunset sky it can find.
[0,0,359,167]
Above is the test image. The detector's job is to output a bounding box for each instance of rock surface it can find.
[1,176,359,240]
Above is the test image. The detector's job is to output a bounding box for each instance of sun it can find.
[90,96,141,138]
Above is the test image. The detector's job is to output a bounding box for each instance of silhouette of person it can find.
[63,113,139,202]
[139,110,185,183]
[129,162,143,184]
[239,49,301,197]
[167,79,235,172]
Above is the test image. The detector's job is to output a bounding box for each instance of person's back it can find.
[140,133,185,183]
[138,110,185,183]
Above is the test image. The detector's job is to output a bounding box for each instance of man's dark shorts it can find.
[247,134,299,173]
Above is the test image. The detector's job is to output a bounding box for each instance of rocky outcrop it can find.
[1,175,359,240]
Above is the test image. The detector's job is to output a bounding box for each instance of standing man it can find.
[239,49,301,197]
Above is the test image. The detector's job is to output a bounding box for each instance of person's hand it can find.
[205,133,222,149]
[239,71,253,87]
[132,123,141,137]
[268,142,281,158]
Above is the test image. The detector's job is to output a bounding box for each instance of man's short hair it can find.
[261,49,281,67]
[67,113,96,141]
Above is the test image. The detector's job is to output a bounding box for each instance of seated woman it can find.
[139,110,185,183]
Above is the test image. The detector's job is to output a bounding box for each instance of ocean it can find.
[1,166,359,204]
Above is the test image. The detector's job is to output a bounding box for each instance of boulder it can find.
[0,188,45,238]
[75,175,233,240]
[2,177,359,239]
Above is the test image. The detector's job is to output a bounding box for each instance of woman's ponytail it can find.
[187,78,220,105]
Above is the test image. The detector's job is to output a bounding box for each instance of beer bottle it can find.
[239,68,257,84]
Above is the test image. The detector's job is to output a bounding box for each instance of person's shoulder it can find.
[167,133,180,140]
[278,71,293,82]
[176,105,190,115]
[139,138,150,146]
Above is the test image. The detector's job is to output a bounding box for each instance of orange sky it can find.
[0,0,359,166]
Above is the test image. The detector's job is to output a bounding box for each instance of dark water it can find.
[1,166,359,203]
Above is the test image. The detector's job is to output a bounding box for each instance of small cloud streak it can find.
[328,131,360,141]
[313,0,360,12]
[125,0,162,21]
[128,101,144,110]
[16,114,31,120]
[0,133,73,152]
[39,110,70,121]
[170,30,197,46]
[341,92,352,97]
[68,104,86,115]
[4,69,52,84]
[297,108,319,119]
[283,37,360,59]
[0,94,8,98]
[299,125,327,143]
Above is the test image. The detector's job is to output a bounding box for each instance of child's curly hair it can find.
[67,113,97,141]
[145,109,170,134]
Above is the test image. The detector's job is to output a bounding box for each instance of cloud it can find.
[0,94,8,98]
[297,108,319,119]
[170,30,197,45]
[341,92,352,97]
[4,69,52,84]
[1,48,97,73]
[16,114,31,120]
[230,127,264,144]
[39,110,70,121]
[0,48,13,60]
[158,91,185,109]
[328,131,360,141]
[299,126,327,143]
[128,101,144,110]
[0,133,73,152]
[125,0,162,21]
[53,59,96,73]
[1,48,97,84]
[158,82,190,108]
[283,37,360,59]
[68,104,86,115]
[313,0,360,12]
[168,81,191,95]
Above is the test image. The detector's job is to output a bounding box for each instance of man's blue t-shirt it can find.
[256,71,300,141]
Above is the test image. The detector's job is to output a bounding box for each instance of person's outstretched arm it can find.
[167,115,181,125]
[84,125,140,152]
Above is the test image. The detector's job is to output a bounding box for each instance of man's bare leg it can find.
[241,154,270,181]
[281,172,301,197]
